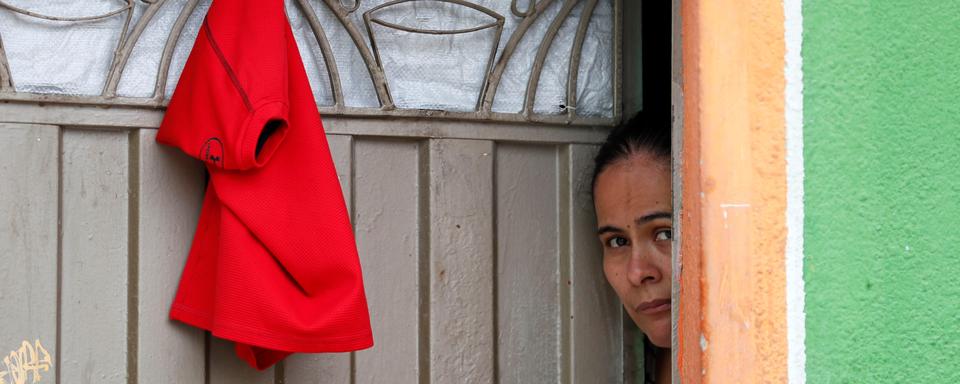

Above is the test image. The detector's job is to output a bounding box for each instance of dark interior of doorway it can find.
[619,2,674,382]
[624,1,672,128]
[644,1,672,127]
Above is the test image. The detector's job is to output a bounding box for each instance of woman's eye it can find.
[654,229,673,242]
[607,236,629,248]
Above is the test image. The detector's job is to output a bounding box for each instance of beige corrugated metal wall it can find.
[0,113,633,383]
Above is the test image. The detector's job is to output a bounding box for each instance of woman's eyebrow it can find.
[597,212,672,235]
[635,212,672,225]
[597,225,624,235]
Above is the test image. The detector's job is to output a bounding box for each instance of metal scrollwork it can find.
[363,0,505,111]
[511,0,535,18]
[339,0,361,14]
[0,0,619,125]
[0,0,132,22]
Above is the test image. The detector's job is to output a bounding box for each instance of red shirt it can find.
[157,0,373,370]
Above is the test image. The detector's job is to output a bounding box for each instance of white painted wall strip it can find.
[784,0,807,383]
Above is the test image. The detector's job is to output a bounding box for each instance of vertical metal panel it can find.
[0,121,623,382]
[134,129,206,383]
[328,135,353,214]
[353,139,422,384]
[283,352,349,384]
[0,123,59,383]
[496,143,560,383]
[209,337,274,384]
[283,134,353,384]
[566,144,623,383]
[60,128,129,383]
[428,139,495,384]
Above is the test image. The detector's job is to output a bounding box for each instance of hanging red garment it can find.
[157,0,373,370]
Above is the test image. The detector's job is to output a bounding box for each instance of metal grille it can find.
[0,0,621,126]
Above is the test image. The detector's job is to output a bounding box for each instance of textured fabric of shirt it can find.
[156,0,373,370]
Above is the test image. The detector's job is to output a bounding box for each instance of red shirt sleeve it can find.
[157,0,290,171]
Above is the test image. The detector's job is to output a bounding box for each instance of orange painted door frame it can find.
[673,0,789,383]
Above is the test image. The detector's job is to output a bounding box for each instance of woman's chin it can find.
[646,332,671,348]
[638,316,672,348]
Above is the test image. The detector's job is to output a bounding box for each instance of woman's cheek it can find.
[655,244,673,277]
[602,257,623,290]
[601,257,615,280]
[603,256,634,309]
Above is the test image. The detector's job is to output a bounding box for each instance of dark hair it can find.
[591,113,671,190]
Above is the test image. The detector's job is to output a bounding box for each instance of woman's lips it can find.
[635,298,671,315]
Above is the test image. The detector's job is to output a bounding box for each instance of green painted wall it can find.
[803,2,960,382]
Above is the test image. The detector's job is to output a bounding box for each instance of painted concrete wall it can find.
[804,2,960,382]
[677,1,793,380]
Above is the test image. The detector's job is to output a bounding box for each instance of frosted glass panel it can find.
[0,0,615,119]
[531,0,584,116]
[575,0,614,118]
[367,0,503,111]
[286,0,335,106]
[0,0,126,95]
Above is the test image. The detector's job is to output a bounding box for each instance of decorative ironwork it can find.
[0,0,131,22]
[364,0,504,111]
[155,0,202,103]
[338,0,361,14]
[477,0,555,114]
[0,0,619,125]
[511,0,535,18]
[103,0,167,98]
[523,0,577,117]
[566,0,599,120]
[317,0,395,109]
[295,0,344,107]
[0,27,11,90]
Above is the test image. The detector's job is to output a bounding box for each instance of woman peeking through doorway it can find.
[592,115,672,384]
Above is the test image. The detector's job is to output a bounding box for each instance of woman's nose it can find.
[627,246,662,286]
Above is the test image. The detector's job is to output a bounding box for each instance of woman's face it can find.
[594,153,672,348]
